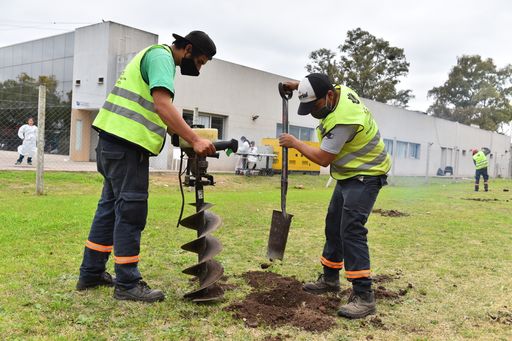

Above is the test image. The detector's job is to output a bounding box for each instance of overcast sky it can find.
[1,0,511,113]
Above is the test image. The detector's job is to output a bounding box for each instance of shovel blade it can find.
[267,210,293,261]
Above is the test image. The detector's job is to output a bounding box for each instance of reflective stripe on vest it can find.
[473,151,488,170]
[102,88,166,137]
[333,130,382,168]
[317,85,391,180]
[93,44,171,155]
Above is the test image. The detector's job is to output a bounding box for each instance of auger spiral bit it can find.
[173,129,238,303]
[180,204,224,302]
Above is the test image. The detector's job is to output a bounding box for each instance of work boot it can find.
[484,184,488,192]
[76,272,114,291]
[337,290,376,319]
[474,185,479,192]
[113,281,165,303]
[303,274,340,294]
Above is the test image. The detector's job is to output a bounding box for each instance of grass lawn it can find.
[0,171,511,340]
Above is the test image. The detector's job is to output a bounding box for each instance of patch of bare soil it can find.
[373,208,409,217]
[226,271,413,333]
[373,270,403,284]
[462,197,500,202]
[488,307,512,325]
[360,316,387,329]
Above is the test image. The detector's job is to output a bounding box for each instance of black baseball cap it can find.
[297,73,334,115]
[172,30,217,60]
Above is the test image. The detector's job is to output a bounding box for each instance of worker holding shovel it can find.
[278,73,391,319]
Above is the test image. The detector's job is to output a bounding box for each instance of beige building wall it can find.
[69,109,93,161]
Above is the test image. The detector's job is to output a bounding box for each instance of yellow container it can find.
[261,138,320,174]
[178,128,218,148]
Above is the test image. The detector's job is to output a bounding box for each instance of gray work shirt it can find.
[320,124,358,155]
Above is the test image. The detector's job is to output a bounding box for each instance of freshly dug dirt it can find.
[226,271,412,332]
[373,208,409,217]
[226,271,340,332]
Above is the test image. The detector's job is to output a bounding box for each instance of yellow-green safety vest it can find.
[473,151,488,170]
[93,44,172,155]
[316,85,391,180]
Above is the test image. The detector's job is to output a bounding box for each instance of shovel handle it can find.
[278,83,290,215]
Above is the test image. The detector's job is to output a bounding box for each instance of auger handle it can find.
[278,82,293,100]
[213,139,238,153]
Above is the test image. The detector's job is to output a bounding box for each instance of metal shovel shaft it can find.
[281,93,289,216]
[267,83,294,260]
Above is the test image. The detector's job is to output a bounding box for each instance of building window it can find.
[396,141,408,159]
[383,138,394,155]
[182,110,226,139]
[408,143,420,159]
[276,123,314,141]
[183,111,193,126]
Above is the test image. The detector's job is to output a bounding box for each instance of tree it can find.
[0,73,64,105]
[305,48,341,83]
[305,28,413,107]
[427,55,512,132]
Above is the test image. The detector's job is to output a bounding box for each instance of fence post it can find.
[392,137,397,176]
[36,85,46,195]
[425,142,432,184]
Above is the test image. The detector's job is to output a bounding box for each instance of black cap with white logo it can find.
[297,73,334,115]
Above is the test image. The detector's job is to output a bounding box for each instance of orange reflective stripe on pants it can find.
[85,240,113,253]
[114,255,140,264]
[320,256,344,269]
[345,269,371,279]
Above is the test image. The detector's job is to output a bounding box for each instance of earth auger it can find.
[172,129,238,302]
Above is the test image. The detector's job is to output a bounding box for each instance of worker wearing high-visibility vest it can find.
[279,73,391,319]
[76,31,217,303]
[472,149,489,192]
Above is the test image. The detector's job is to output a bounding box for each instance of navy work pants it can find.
[79,137,149,289]
[321,175,387,293]
[475,167,489,191]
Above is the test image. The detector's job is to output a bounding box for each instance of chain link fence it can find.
[0,83,96,171]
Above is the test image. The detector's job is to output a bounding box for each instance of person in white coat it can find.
[235,136,250,173]
[15,117,38,165]
[247,141,258,170]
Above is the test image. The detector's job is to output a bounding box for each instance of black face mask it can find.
[180,57,199,76]
[311,96,333,119]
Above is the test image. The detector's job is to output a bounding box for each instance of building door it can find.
[440,147,453,169]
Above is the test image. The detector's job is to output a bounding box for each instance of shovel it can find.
[267,82,294,261]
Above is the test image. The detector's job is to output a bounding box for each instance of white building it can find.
[1,21,510,177]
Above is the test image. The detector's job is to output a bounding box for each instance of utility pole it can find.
[36,85,46,195]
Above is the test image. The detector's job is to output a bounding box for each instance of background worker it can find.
[15,117,37,165]
[247,141,258,170]
[279,73,391,319]
[472,148,489,191]
[76,31,217,303]
[235,136,250,173]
